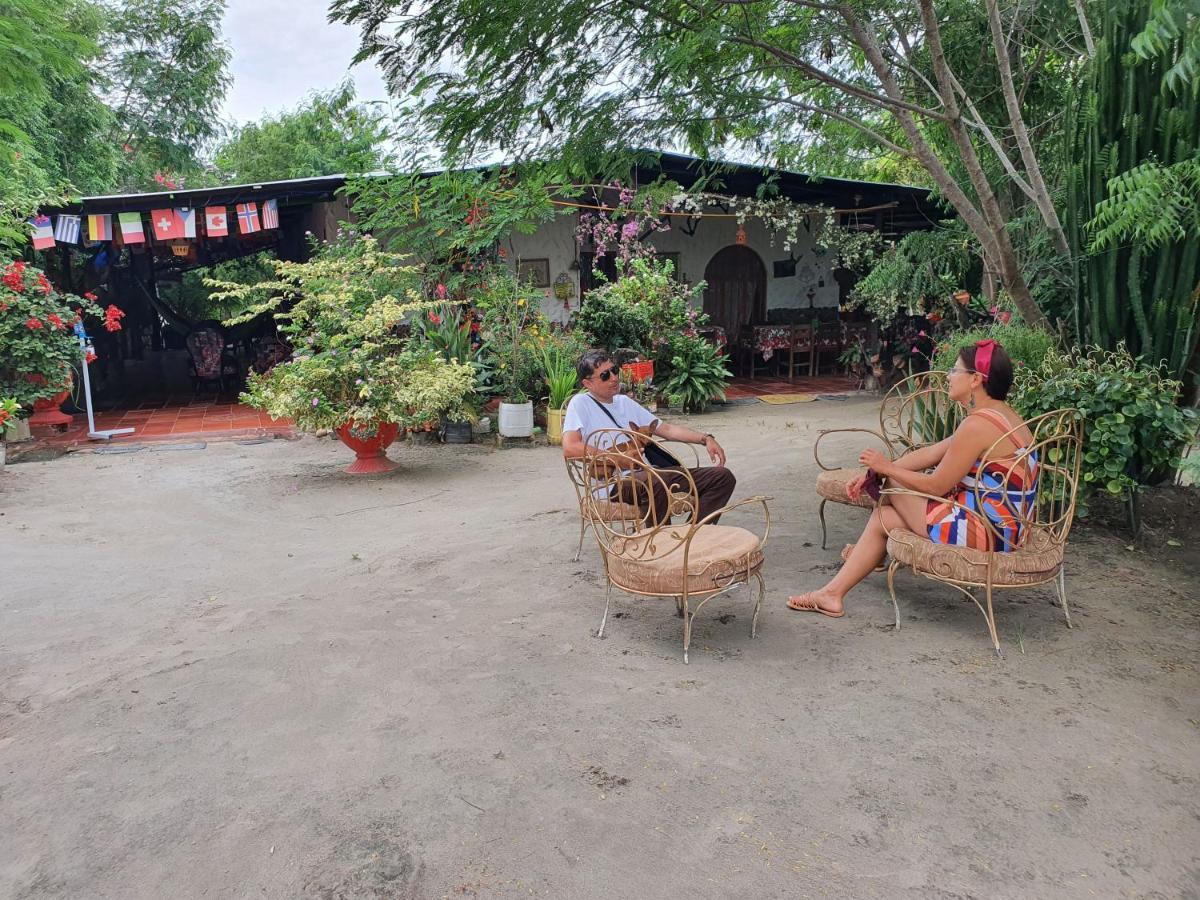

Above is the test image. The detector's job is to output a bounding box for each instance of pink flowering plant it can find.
[0,260,117,410]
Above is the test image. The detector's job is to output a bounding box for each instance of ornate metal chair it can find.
[565,438,702,562]
[580,428,770,663]
[813,371,957,548]
[880,409,1082,657]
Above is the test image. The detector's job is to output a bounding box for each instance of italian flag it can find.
[118,212,145,244]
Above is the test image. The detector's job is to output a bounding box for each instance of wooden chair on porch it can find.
[880,409,1082,657]
[812,371,957,548]
[811,322,844,376]
[580,428,771,663]
[782,324,815,382]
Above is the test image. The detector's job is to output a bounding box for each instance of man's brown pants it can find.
[616,466,737,525]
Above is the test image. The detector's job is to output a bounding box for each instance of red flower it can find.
[47,313,64,329]
[85,350,97,364]
[103,304,125,332]
[428,312,442,325]
[25,317,44,330]
[2,272,21,291]
[84,291,98,302]
[435,283,447,299]
[996,311,1012,324]
[36,274,51,295]
[497,248,507,259]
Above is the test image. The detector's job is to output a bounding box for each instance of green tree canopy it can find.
[213,82,391,183]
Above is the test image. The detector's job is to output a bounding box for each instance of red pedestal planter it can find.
[28,375,73,429]
[335,421,402,474]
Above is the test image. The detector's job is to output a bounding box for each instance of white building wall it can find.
[503,211,840,325]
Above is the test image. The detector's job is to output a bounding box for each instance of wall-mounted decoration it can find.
[553,272,574,301]
[517,257,551,288]
[735,224,747,245]
[772,259,797,278]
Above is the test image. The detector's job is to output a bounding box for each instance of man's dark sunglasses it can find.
[593,366,618,382]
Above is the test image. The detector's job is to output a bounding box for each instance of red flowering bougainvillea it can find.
[0,260,122,409]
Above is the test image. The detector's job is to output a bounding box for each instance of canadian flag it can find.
[205,206,228,237]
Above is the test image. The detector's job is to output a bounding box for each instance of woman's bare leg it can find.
[789,493,928,615]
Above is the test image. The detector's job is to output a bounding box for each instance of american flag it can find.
[261,198,279,230]
[54,215,81,244]
[236,202,260,234]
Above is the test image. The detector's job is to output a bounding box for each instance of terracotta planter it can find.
[29,386,72,428]
[334,421,402,474]
[546,407,565,445]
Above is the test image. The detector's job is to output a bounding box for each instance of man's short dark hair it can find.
[577,349,612,382]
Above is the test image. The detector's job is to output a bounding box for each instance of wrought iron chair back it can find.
[878,371,960,452]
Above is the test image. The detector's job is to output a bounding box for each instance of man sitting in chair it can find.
[562,350,736,523]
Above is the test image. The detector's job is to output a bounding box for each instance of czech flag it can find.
[29,216,55,250]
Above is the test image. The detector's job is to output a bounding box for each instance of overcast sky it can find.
[221,0,391,126]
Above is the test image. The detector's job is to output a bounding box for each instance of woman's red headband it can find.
[974,339,998,381]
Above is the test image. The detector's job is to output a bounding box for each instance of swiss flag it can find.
[205,206,229,237]
[150,208,188,241]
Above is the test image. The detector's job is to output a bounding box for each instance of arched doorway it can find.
[702,245,767,338]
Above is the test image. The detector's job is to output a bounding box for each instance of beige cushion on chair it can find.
[606,525,764,595]
[886,525,1063,586]
[816,467,875,509]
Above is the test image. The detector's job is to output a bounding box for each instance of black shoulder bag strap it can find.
[589,395,683,469]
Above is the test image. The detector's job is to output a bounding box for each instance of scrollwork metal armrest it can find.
[690,495,773,549]
[813,427,894,471]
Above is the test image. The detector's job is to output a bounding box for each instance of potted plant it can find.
[659,333,732,413]
[411,302,492,444]
[476,270,540,437]
[0,397,18,466]
[539,336,580,445]
[209,234,477,473]
[1,260,119,429]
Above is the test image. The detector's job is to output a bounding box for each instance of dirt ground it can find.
[2,397,1198,899]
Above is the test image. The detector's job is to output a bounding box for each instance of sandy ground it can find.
[2,397,1198,899]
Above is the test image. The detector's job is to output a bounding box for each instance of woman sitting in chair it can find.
[788,340,1037,618]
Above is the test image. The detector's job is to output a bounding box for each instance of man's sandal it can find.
[786,593,845,618]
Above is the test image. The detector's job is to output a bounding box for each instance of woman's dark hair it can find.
[577,349,612,382]
[958,342,1014,400]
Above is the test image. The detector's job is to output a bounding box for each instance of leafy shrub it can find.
[931,320,1058,374]
[1009,345,1198,498]
[660,334,731,413]
[575,285,653,353]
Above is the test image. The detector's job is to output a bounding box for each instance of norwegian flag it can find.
[29,215,55,250]
[54,215,81,245]
[236,202,260,235]
[260,199,279,229]
[205,206,228,237]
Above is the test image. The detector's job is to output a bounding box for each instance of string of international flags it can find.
[28,199,281,251]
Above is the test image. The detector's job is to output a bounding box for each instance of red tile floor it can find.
[30,397,295,449]
[724,374,860,399]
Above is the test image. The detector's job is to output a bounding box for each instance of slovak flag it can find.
[205,206,228,237]
[29,215,55,250]
[236,202,260,234]
[261,198,279,229]
[87,214,113,242]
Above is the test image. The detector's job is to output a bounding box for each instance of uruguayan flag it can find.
[54,215,82,244]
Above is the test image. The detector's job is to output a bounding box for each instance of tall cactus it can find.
[1066,0,1200,392]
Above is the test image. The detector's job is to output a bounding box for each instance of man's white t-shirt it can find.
[562,391,658,450]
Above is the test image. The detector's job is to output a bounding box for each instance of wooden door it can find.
[702,246,767,337]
